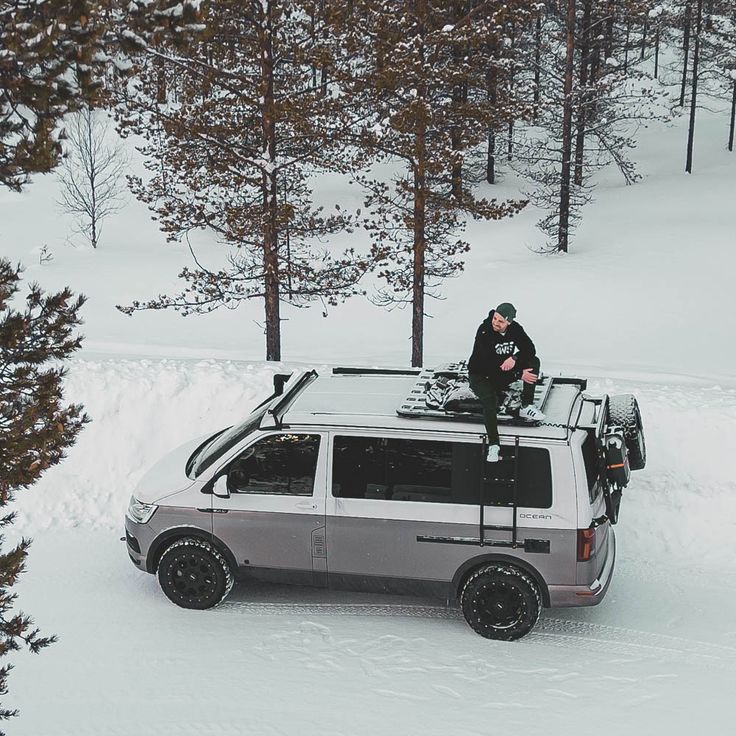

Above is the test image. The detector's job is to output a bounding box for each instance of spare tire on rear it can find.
[607,394,646,471]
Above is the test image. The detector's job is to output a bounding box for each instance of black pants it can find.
[469,356,541,445]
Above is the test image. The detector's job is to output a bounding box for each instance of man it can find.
[468,302,545,462]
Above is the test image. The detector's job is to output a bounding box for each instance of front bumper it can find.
[124,516,153,571]
[548,527,616,607]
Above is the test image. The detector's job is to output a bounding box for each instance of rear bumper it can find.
[548,527,616,607]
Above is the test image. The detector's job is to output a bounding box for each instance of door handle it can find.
[295,501,318,510]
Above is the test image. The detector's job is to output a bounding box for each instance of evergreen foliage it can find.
[0,2,201,727]
[0,0,204,191]
[340,0,529,365]
[0,260,88,730]
[508,0,668,252]
[113,0,372,361]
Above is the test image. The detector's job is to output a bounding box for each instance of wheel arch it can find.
[451,553,551,608]
[146,526,237,576]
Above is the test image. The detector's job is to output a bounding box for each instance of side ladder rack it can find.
[479,436,520,549]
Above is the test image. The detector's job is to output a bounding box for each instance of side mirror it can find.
[213,474,230,499]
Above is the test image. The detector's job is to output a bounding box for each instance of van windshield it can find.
[189,406,267,479]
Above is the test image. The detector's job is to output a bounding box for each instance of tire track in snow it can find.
[218,599,736,668]
[533,617,736,668]
[220,599,463,620]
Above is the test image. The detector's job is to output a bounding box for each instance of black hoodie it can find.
[467,310,537,377]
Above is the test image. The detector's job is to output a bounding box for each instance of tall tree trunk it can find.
[156,57,167,104]
[412,121,426,367]
[310,5,318,89]
[411,1,427,368]
[604,0,616,60]
[507,24,515,161]
[574,0,592,186]
[450,1,467,198]
[640,18,647,59]
[451,129,462,197]
[261,0,281,360]
[680,0,692,107]
[319,0,328,96]
[654,25,660,78]
[534,10,542,119]
[558,0,576,253]
[450,76,465,197]
[486,66,497,184]
[487,129,496,183]
[623,20,630,74]
[729,78,736,152]
[685,0,702,173]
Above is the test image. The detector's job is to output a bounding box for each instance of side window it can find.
[489,446,553,509]
[332,436,388,499]
[332,436,455,501]
[331,436,552,508]
[581,431,601,503]
[228,434,320,496]
[386,438,453,502]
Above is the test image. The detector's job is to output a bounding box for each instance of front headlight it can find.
[126,496,158,524]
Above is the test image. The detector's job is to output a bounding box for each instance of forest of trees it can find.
[97,0,736,365]
[2,1,735,368]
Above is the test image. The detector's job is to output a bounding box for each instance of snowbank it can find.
[12,359,276,531]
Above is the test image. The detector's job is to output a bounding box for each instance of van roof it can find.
[272,368,597,441]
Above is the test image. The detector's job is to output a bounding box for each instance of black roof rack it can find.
[333,366,422,376]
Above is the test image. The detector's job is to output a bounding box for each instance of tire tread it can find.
[157,537,234,609]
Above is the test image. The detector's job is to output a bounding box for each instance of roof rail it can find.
[332,366,422,376]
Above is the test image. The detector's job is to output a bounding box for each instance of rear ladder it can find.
[479,435,521,549]
[479,436,550,554]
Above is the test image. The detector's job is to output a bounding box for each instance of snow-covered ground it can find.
[2,103,735,734]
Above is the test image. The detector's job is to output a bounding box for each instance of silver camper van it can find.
[124,364,646,640]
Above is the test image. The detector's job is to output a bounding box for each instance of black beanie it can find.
[495,302,517,322]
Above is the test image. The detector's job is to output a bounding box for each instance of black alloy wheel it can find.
[157,538,233,610]
[460,564,541,641]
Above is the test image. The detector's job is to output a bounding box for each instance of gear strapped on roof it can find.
[396,361,553,424]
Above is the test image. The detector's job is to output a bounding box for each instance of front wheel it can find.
[157,538,234,609]
[460,564,541,641]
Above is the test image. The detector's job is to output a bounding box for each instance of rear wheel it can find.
[460,564,541,641]
[608,394,646,470]
[157,538,233,609]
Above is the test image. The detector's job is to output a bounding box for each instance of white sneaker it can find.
[518,404,545,422]
[486,444,500,463]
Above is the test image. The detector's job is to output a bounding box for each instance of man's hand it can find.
[500,357,516,371]
[521,368,538,384]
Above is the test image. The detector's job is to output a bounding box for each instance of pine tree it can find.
[512,0,668,251]
[0,0,203,191]
[341,0,529,366]
[689,1,736,154]
[0,260,88,729]
[0,3,201,726]
[113,0,371,361]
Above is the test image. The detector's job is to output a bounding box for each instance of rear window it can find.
[332,436,552,509]
[581,431,601,503]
